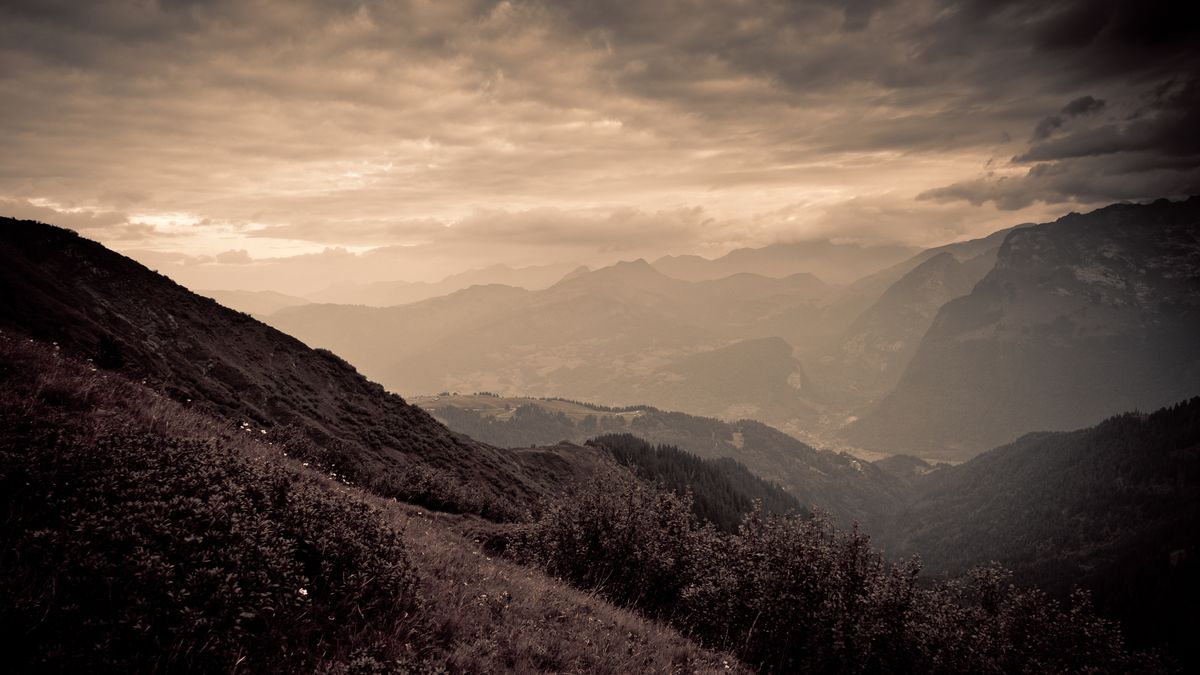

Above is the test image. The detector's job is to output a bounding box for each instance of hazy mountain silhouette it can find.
[200,288,311,316]
[268,260,836,430]
[808,249,996,404]
[846,198,1200,459]
[652,240,919,284]
[308,262,577,306]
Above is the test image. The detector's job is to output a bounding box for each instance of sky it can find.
[1,0,1198,292]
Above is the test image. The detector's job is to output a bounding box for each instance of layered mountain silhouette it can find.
[652,240,918,285]
[808,249,997,404]
[199,288,310,317]
[4,211,1199,669]
[846,198,1200,459]
[268,259,835,431]
[308,262,577,307]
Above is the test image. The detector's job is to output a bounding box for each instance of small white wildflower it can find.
[298,588,308,597]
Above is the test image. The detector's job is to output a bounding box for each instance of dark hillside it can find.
[586,433,803,532]
[0,332,746,673]
[885,398,1200,664]
[418,394,906,531]
[0,218,566,519]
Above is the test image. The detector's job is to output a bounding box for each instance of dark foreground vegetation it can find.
[513,478,1168,674]
[2,330,1174,673]
[0,335,741,673]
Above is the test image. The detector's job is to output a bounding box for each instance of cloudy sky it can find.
[1,0,1197,291]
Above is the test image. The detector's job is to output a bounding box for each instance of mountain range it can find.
[652,240,919,285]
[266,259,835,432]
[307,262,579,307]
[264,200,1200,461]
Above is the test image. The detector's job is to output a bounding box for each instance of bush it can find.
[682,511,921,673]
[511,476,697,614]
[515,480,1168,674]
[0,411,419,672]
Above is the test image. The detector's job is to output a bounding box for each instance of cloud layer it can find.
[1,0,1196,286]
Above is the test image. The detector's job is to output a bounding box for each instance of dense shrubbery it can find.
[514,479,1167,674]
[0,342,421,673]
[0,333,746,674]
[512,475,696,611]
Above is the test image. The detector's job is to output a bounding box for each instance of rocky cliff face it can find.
[811,249,997,404]
[845,197,1200,460]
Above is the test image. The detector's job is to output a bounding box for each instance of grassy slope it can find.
[0,332,744,673]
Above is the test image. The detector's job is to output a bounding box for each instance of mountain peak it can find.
[554,257,671,288]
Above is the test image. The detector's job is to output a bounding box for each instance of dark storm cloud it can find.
[1032,96,1106,141]
[923,78,1200,209]
[0,0,1197,278]
[1062,96,1106,117]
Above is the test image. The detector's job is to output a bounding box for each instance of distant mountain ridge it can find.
[268,260,837,431]
[846,197,1200,459]
[309,262,577,307]
[200,288,311,316]
[415,393,905,530]
[652,240,919,285]
[808,249,997,404]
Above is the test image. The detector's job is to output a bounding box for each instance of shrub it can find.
[515,480,1168,674]
[0,407,419,672]
[511,476,697,614]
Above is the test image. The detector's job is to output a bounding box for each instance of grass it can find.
[0,331,744,673]
[385,503,742,673]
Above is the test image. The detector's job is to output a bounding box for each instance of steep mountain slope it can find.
[0,217,589,518]
[880,398,1200,665]
[416,393,905,530]
[846,198,1200,459]
[809,250,995,403]
[652,240,918,284]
